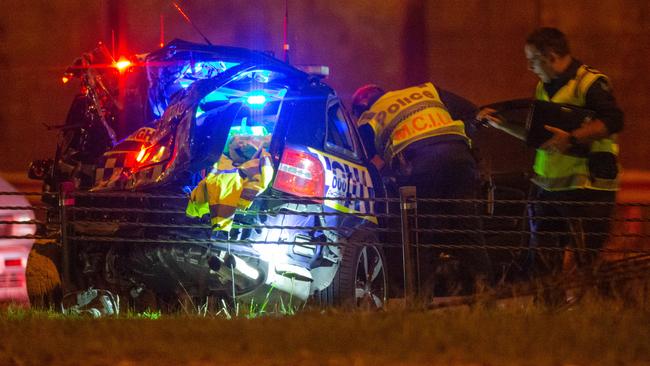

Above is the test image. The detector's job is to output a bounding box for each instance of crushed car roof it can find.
[145,39,308,78]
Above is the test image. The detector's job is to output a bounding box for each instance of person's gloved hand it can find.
[540,125,572,154]
[476,108,506,130]
[370,154,385,171]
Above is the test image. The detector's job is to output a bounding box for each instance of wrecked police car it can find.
[31,40,389,310]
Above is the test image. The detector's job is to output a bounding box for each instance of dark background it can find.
[0,0,648,176]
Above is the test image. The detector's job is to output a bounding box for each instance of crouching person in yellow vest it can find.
[352,82,493,297]
[186,134,273,237]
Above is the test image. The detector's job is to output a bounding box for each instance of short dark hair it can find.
[351,84,385,118]
[526,27,570,57]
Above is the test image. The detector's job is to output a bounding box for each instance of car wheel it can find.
[318,232,387,309]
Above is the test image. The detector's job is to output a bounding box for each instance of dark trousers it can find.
[527,187,616,278]
[398,140,492,295]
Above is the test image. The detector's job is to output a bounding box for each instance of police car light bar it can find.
[246,95,267,105]
[295,65,330,79]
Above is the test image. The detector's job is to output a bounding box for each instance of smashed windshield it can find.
[146,53,241,118]
[194,69,289,163]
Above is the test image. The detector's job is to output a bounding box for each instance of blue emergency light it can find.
[246,95,267,106]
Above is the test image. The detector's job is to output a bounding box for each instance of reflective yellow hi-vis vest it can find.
[186,149,273,232]
[357,82,469,163]
[533,64,619,191]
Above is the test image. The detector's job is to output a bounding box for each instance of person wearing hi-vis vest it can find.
[352,82,493,296]
[477,27,624,300]
[186,132,273,239]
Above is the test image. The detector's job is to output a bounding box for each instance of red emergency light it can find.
[114,56,132,72]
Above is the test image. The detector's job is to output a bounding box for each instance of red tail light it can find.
[131,134,174,170]
[4,258,23,267]
[273,146,324,202]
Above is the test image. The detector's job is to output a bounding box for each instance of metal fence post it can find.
[58,182,74,291]
[399,186,417,307]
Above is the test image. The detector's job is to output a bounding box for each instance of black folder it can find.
[480,99,594,155]
[525,100,595,150]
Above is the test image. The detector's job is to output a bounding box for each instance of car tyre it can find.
[318,231,387,309]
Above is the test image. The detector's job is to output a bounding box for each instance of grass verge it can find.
[1,296,649,366]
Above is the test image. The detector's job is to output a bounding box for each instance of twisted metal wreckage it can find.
[24,39,391,313]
